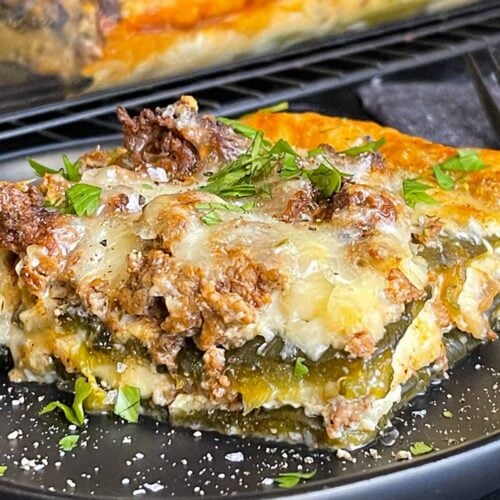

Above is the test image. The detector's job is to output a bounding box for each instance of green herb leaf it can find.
[432,164,455,191]
[114,385,141,423]
[29,156,81,181]
[141,183,154,190]
[274,470,317,489]
[442,410,453,419]
[28,158,62,177]
[305,163,342,198]
[258,101,289,113]
[279,153,301,179]
[410,441,434,456]
[65,184,102,216]
[201,211,223,225]
[40,401,80,426]
[260,182,272,199]
[62,155,82,182]
[402,179,438,208]
[59,434,80,452]
[436,150,486,172]
[40,377,91,426]
[218,117,267,143]
[340,137,386,157]
[0,465,7,477]
[293,357,309,378]
[72,377,92,425]
[307,147,327,158]
[269,139,298,157]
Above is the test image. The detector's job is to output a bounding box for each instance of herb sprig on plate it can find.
[274,469,317,488]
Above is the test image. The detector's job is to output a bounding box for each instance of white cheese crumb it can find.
[396,450,412,461]
[122,478,130,485]
[193,431,202,438]
[144,482,164,493]
[225,452,244,463]
[116,362,127,373]
[122,436,132,444]
[11,396,25,406]
[369,448,381,459]
[261,478,274,486]
[133,488,146,496]
[66,479,76,488]
[7,430,19,440]
[336,449,354,462]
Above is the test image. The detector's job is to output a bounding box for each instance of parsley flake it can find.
[40,377,92,426]
[432,164,455,191]
[402,179,438,208]
[410,441,434,456]
[340,137,386,157]
[114,385,141,423]
[217,117,269,144]
[431,150,486,190]
[0,465,7,477]
[201,211,222,225]
[305,163,342,198]
[274,470,317,488]
[65,183,102,217]
[435,149,486,172]
[258,101,289,113]
[293,357,309,378]
[59,434,80,452]
[29,155,82,181]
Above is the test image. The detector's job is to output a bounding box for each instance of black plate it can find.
[0,114,499,499]
[0,340,498,500]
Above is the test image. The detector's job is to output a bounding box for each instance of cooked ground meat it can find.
[118,246,283,355]
[322,395,373,439]
[317,183,397,235]
[385,268,424,304]
[345,331,376,360]
[117,96,249,181]
[0,182,60,253]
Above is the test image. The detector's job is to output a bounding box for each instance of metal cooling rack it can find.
[0,0,499,162]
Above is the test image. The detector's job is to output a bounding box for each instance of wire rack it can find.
[0,0,499,163]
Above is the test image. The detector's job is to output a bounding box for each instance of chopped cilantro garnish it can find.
[204,125,347,200]
[340,137,386,157]
[258,101,289,113]
[40,377,92,426]
[201,211,223,225]
[59,434,80,452]
[305,163,343,198]
[217,117,269,143]
[432,164,455,191]
[114,385,141,423]
[0,465,7,477]
[307,147,327,158]
[410,441,434,456]
[29,155,82,181]
[293,357,309,378]
[65,183,102,217]
[431,150,486,190]
[435,149,486,172]
[196,201,255,225]
[402,179,438,208]
[274,470,317,488]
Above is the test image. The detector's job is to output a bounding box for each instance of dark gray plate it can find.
[0,340,498,500]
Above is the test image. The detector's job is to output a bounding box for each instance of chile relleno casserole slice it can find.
[0,97,498,449]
